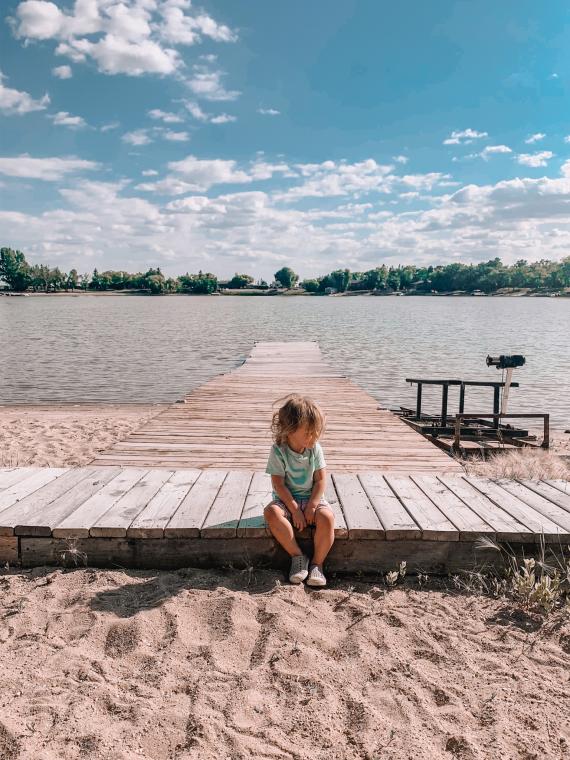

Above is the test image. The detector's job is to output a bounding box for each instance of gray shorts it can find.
[267,497,331,524]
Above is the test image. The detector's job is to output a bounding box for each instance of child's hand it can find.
[290,505,306,531]
[304,502,318,526]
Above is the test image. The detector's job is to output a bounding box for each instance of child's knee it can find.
[315,507,335,529]
[264,503,281,521]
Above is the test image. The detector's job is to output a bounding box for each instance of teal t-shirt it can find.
[265,442,326,499]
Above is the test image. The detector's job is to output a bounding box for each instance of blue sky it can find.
[1,0,570,279]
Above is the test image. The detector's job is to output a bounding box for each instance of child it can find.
[264,395,335,587]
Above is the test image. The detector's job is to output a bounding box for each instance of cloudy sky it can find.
[2,0,570,279]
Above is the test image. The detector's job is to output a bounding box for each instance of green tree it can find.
[274,267,299,289]
[228,273,254,289]
[301,278,320,292]
[0,248,31,291]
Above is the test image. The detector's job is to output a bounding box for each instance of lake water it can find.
[0,295,568,430]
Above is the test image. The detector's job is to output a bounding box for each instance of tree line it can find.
[1,247,569,295]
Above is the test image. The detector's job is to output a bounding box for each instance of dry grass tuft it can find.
[463,448,570,480]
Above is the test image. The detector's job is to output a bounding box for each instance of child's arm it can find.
[271,475,306,530]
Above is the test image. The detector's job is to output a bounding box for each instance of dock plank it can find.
[127,469,201,538]
[90,341,461,473]
[0,468,39,491]
[385,475,459,541]
[332,473,383,539]
[519,480,570,515]
[165,470,227,537]
[490,479,570,542]
[201,471,253,538]
[237,472,272,538]
[90,469,173,538]
[412,475,494,540]
[358,473,420,540]
[0,469,68,514]
[464,477,568,542]
[53,468,149,538]
[14,468,120,537]
[438,476,533,542]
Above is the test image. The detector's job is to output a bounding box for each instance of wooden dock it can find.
[90,342,462,472]
[1,466,569,571]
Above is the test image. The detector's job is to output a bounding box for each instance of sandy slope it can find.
[0,405,168,467]
[0,567,568,760]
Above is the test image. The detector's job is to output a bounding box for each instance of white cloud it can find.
[10,0,236,77]
[210,114,236,124]
[50,110,87,128]
[392,155,408,164]
[142,169,158,176]
[159,3,236,45]
[564,136,570,144]
[122,129,152,146]
[167,155,252,190]
[184,100,235,124]
[258,107,280,116]
[516,151,554,168]
[0,70,49,115]
[52,64,72,79]
[162,130,190,142]
[481,145,512,160]
[525,133,545,144]
[148,108,183,123]
[0,154,99,180]
[277,159,394,202]
[186,63,240,101]
[443,128,488,145]
[100,121,120,132]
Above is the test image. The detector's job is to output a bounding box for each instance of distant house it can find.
[324,287,337,295]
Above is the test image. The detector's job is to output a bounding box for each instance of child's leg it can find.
[264,503,304,557]
[312,507,335,567]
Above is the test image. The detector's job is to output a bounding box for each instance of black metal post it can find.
[441,383,449,427]
[416,383,422,419]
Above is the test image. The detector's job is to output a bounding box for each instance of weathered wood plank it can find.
[128,469,201,538]
[502,481,570,534]
[53,468,149,538]
[412,475,494,540]
[165,470,227,537]
[201,471,252,538]
[19,536,547,574]
[0,468,101,537]
[14,468,120,537]
[0,536,18,564]
[90,469,173,538]
[543,480,570,497]
[0,468,68,513]
[385,475,459,541]
[358,473,420,540]
[0,467,39,491]
[332,473,383,539]
[237,472,272,538]
[519,480,570,515]
[438,476,532,542]
[465,478,569,542]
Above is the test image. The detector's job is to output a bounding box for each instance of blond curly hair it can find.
[271,394,325,447]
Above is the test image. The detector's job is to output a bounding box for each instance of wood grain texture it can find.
[90,341,462,472]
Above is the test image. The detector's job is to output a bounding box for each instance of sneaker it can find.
[289,554,309,584]
[306,565,327,588]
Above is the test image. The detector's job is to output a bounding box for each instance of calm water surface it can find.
[1,295,568,430]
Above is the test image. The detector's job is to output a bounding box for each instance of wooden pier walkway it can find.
[90,342,461,472]
[1,466,569,571]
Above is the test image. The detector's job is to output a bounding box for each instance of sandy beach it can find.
[0,567,568,760]
[0,405,169,468]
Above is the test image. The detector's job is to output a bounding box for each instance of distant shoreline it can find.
[1,288,569,298]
